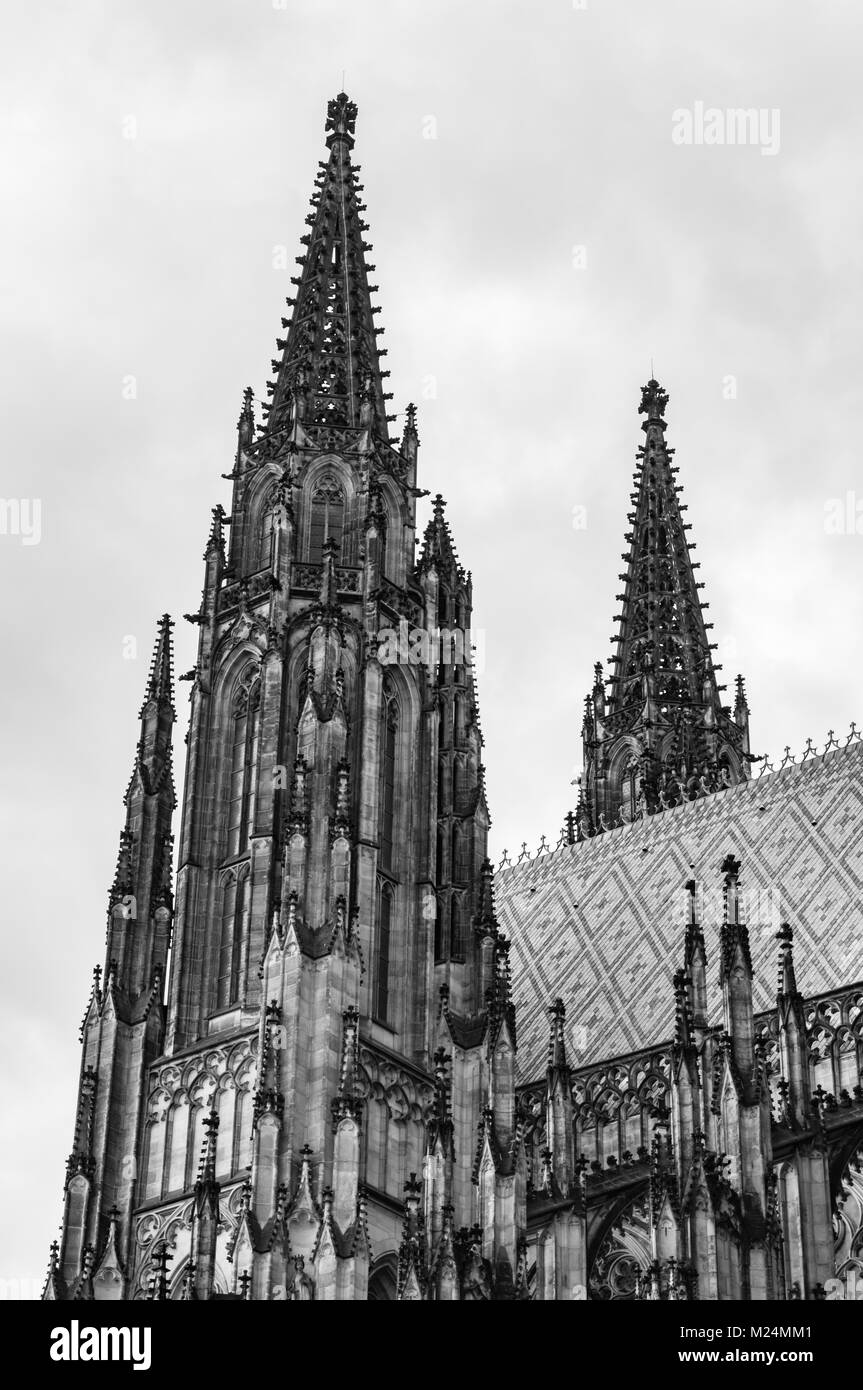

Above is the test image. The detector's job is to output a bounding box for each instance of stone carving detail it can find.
[336,567,361,592]
[293,562,361,593]
[518,982,863,1176]
[589,1193,652,1300]
[377,579,423,625]
[148,1037,256,1107]
[295,564,322,589]
[142,1036,257,1202]
[220,569,273,614]
[130,1193,241,1300]
[829,1147,863,1300]
[357,1047,436,1124]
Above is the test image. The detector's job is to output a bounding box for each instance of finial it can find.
[776,922,798,997]
[547,997,568,1071]
[639,377,669,424]
[325,91,357,147]
[401,402,419,462]
[237,386,254,446]
[720,854,741,927]
[475,857,497,933]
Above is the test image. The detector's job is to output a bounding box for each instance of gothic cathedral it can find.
[44,93,863,1302]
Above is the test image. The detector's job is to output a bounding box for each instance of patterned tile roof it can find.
[497,741,863,1080]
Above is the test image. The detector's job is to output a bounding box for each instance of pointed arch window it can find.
[227,672,261,859]
[436,825,446,884]
[434,893,446,963]
[451,895,465,960]
[454,695,467,746]
[217,867,248,1009]
[260,509,274,569]
[379,499,390,580]
[437,758,447,812]
[452,757,463,808]
[307,476,345,563]
[620,756,641,822]
[452,823,470,884]
[380,689,398,874]
[375,881,394,1023]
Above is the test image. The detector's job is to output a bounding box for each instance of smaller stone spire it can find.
[205,505,226,559]
[397,1173,428,1301]
[42,1240,64,1300]
[140,614,175,716]
[474,857,498,936]
[236,386,255,458]
[401,401,419,465]
[546,997,569,1075]
[332,1006,362,1125]
[775,923,811,1131]
[148,1241,172,1301]
[776,922,798,999]
[581,378,750,832]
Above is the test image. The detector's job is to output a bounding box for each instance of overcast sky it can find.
[2,0,862,1291]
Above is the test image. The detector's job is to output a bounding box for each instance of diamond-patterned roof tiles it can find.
[497,742,863,1078]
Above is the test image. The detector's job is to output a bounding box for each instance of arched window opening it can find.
[228,674,261,859]
[451,896,465,959]
[434,894,445,962]
[436,827,446,883]
[380,691,398,874]
[452,758,462,809]
[453,824,469,883]
[230,872,246,1002]
[259,509,274,571]
[375,882,393,1023]
[217,877,237,1008]
[379,499,390,580]
[441,696,452,746]
[454,695,466,745]
[368,1257,398,1301]
[308,476,345,563]
[217,870,248,1009]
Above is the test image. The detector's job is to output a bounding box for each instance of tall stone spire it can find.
[263,91,392,444]
[51,615,177,1300]
[109,613,176,1000]
[581,380,751,830]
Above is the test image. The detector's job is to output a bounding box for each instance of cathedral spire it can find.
[613,378,721,727]
[190,1109,221,1299]
[262,92,392,443]
[545,999,576,1195]
[775,924,811,1130]
[417,494,465,579]
[109,615,177,999]
[140,612,175,716]
[580,380,750,829]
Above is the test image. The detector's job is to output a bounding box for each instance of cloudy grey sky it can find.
[2,0,862,1290]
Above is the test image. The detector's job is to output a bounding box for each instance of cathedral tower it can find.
[47,92,529,1302]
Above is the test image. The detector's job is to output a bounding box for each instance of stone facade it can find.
[44,91,863,1302]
